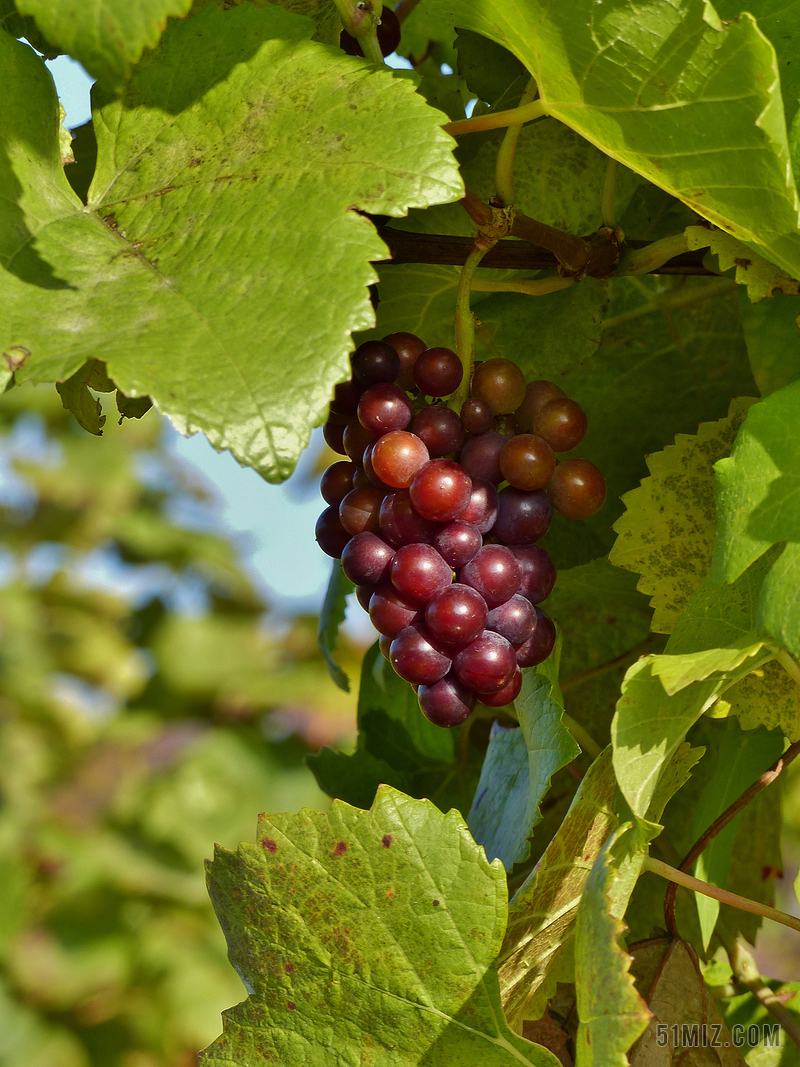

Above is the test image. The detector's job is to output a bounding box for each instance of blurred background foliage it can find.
[0,382,363,1067]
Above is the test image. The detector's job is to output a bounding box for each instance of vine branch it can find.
[718,927,800,1051]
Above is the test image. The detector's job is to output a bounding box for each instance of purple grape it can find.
[515,608,556,667]
[391,543,453,604]
[453,631,517,693]
[493,486,553,544]
[410,460,472,522]
[320,461,357,506]
[478,666,522,707]
[330,378,364,418]
[486,594,536,645]
[459,431,508,484]
[412,405,465,457]
[418,672,476,727]
[341,532,394,586]
[390,624,452,685]
[512,545,556,604]
[379,633,392,660]
[460,397,493,435]
[369,584,420,637]
[379,490,439,547]
[355,584,374,611]
[352,340,401,386]
[357,383,413,436]
[460,545,520,607]
[425,583,487,647]
[413,347,463,397]
[315,506,351,558]
[457,478,499,534]
[433,520,482,568]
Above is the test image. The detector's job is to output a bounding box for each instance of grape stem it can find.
[601,158,618,229]
[333,0,385,64]
[471,277,574,296]
[645,856,800,935]
[718,926,800,1051]
[445,98,548,137]
[494,77,538,206]
[618,233,693,275]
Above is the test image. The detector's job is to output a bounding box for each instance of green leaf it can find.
[574,833,651,1067]
[455,28,528,108]
[203,786,561,1066]
[720,980,800,1067]
[317,560,352,693]
[55,360,116,436]
[690,721,784,949]
[498,749,618,1030]
[738,287,800,397]
[63,120,97,206]
[1,7,462,482]
[189,0,342,47]
[115,390,153,420]
[611,397,756,633]
[425,0,800,278]
[467,647,579,873]
[15,0,193,88]
[686,225,800,301]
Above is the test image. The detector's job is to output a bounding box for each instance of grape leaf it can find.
[721,980,800,1067]
[737,287,800,397]
[202,786,561,1066]
[455,29,528,108]
[395,0,457,68]
[467,647,579,872]
[189,0,341,46]
[55,359,116,436]
[610,397,757,634]
[497,749,618,1030]
[15,0,193,88]
[574,833,651,1067]
[317,560,352,693]
[425,0,800,279]
[0,7,462,483]
[686,226,800,301]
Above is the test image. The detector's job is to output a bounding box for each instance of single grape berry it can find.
[459,431,508,484]
[425,583,487,647]
[512,545,557,604]
[320,461,356,506]
[357,383,413,436]
[323,420,346,455]
[383,332,426,391]
[390,623,451,686]
[532,398,587,452]
[453,630,517,693]
[515,608,556,667]
[486,594,536,646]
[460,544,520,607]
[371,430,430,488]
[410,459,472,522]
[339,485,385,536]
[547,459,607,519]
[351,340,401,386]
[341,532,394,586]
[329,378,364,418]
[315,506,351,558]
[355,584,374,612]
[352,467,371,490]
[499,434,556,491]
[515,380,565,432]
[412,405,464,457]
[362,443,390,488]
[343,419,377,465]
[460,397,494,435]
[493,486,552,544]
[379,633,392,661]
[477,666,522,707]
[340,5,401,56]
[418,672,476,727]
[414,347,463,397]
[471,358,527,414]
[433,520,482,568]
[379,489,439,547]
[457,478,499,534]
[369,584,420,637]
[391,542,453,604]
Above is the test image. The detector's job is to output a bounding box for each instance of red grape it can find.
[486,594,536,645]
[341,532,394,585]
[351,340,400,386]
[339,485,385,536]
[512,545,556,604]
[356,584,374,611]
[382,332,426,391]
[369,584,420,637]
[471,358,526,414]
[362,443,391,488]
[411,405,464,457]
[410,459,472,521]
[391,542,453,603]
[323,420,346,455]
[343,419,377,465]
[493,486,552,544]
[357,383,413,435]
[478,667,522,707]
[515,608,556,667]
[515,380,565,431]
[320,461,356,506]
[547,459,606,519]
[457,478,499,534]
[379,489,439,547]
[460,397,493,435]
[500,434,556,491]
[453,630,516,693]
[371,430,430,488]
[315,506,351,558]
[460,544,520,607]
[390,624,451,685]
[425,583,487,647]
[330,378,364,418]
[433,520,482,568]
[379,633,392,660]
[459,431,508,484]
[414,347,463,397]
[532,398,587,452]
[418,672,476,727]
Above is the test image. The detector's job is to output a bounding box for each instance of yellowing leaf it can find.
[686,225,800,301]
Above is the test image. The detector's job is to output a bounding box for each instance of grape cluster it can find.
[316,334,606,729]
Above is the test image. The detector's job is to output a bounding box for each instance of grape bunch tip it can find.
[316,336,606,728]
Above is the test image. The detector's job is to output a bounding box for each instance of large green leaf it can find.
[426,0,800,277]
[203,786,561,1066]
[574,834,651,1067]
[0,7,461,482]
[15,0,192,87]
[737,287,800,397]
